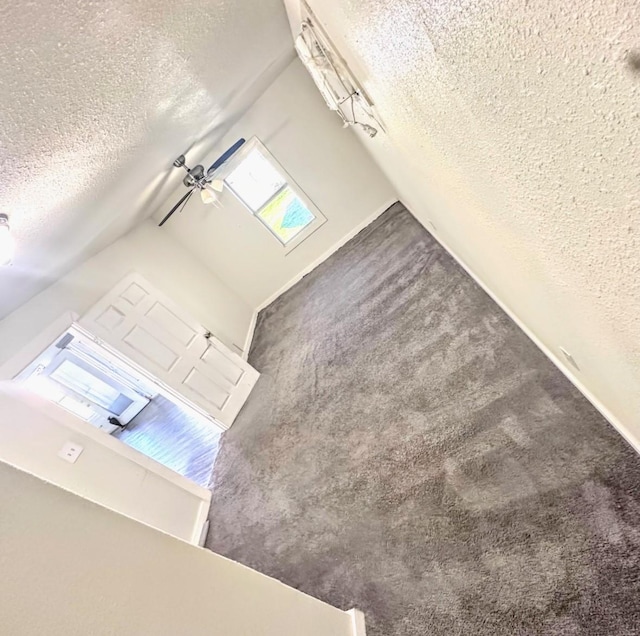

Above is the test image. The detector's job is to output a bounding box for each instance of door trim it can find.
[71,321,227,435]
[0,315,213,500]
[20,389,212,500]
[0,311,80,382]
[79,273,258,429]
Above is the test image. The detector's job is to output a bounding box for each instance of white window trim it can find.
[223,137,327,253]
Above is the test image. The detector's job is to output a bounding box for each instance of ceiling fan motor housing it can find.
[183,164,205,188]
[160,139,245,227]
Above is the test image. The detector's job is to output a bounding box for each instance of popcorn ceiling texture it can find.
[0,0,292,319]
[304,1,640,436]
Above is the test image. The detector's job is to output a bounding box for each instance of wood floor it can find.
[115,394,220,487]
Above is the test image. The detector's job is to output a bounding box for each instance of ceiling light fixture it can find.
[209,179,225,193]
[0,214,14,265]
[158,138,246,227]
[200,184,219,206]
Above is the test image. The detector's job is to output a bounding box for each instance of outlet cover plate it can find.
[58,442,84,464]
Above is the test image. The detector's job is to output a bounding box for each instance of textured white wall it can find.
[0,389,210,543]
[291,1,640,439]
[0,460,354,636]
[0,219,254,367]
[0,0,293,320]
[158,57,397,308]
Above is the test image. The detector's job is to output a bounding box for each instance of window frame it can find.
[222,137,326,253]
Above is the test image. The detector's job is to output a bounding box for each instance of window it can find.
[224,139,325,249]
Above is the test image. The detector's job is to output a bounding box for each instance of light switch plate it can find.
[58,442,84,464]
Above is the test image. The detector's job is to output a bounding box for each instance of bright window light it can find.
[225,148,286,211]
[257,187,315,244]
[50,359,129,413]
[224,142,322,246]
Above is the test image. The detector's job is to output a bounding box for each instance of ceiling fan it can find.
[158,138,246,227]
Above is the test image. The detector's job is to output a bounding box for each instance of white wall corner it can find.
[347,608,367,636]
[0,311,79,381]
[411,200,640,459]
[242,310,259,360]
[197,518,211,548]
[257,197,399,312]
[191,496,213,546]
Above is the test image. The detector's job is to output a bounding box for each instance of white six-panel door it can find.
[80,274,259,430]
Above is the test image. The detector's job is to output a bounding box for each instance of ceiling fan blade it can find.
[206,138,246,177]
[158,188,194,227]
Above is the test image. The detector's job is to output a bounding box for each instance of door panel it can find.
[182,368,230,410]
[123,325,181,371]
[80,274,259,429]
[95,305,126,331]
[22,345,150,434]
[145,302,197,346]
[202,346,244,385]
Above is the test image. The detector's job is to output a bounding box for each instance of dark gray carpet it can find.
[206,203,640,635]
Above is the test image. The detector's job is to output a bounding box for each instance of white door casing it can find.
[79,274,259,430]
[44,347,151,426]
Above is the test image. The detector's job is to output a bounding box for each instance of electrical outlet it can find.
[58,442,84,464]
[559,347,580,371]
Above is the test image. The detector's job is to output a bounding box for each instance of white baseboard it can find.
[242,310,259,361]
[197,518,210,547]
[405,202,640,457]
[256,197,399,313]
[347,609,367,636]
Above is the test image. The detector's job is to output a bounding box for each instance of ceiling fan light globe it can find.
[210,179,225,192]
[200,185,218,205]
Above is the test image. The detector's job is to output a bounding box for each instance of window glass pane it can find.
[50,359,122,411]
[225,147,286,211]
[257,187,315,244]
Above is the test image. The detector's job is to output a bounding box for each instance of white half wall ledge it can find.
[347,608,367,636]
[0,462,360,636]
[0,387,211,545]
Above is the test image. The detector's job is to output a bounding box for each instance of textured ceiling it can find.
[0,0,292,319]
[300,0,640,429]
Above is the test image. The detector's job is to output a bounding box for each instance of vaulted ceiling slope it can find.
[0,0,293,319]
[297,0,640,431]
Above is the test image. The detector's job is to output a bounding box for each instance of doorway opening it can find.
[14,324,222,488]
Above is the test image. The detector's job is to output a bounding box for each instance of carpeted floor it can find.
[206,203,640,635]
